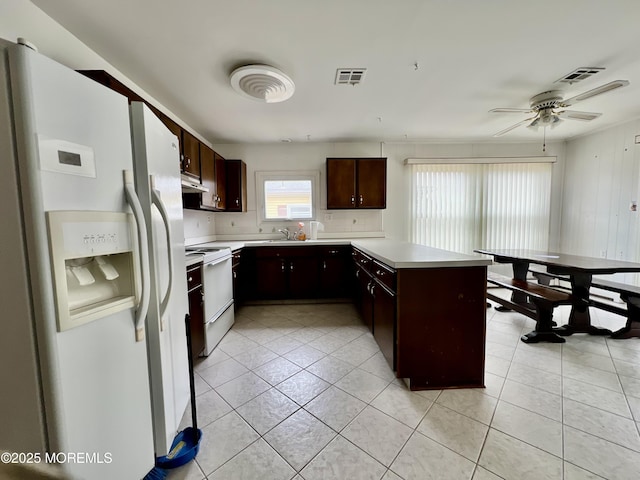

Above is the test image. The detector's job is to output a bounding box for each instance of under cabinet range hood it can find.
[181,173,209,193]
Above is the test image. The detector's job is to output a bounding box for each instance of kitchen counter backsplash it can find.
[183,208,383,244]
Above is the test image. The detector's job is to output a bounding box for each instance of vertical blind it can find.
[410,162,552,254]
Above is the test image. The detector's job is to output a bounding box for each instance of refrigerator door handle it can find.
[150,174,174,329]
[123,170,150,342]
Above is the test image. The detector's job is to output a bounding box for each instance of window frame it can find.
[256,170,320,223]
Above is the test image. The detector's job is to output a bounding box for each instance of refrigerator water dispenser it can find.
[47,211,139,331]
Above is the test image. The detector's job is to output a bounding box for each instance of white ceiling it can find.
[32,0,640,144]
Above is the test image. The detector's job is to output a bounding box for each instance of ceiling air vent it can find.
[335,68,367,85]
[555,67,604,84]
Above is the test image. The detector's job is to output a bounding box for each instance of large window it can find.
[409,159,553,254]
[256,171,319,222]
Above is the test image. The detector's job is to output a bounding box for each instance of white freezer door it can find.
[130,102,190,454]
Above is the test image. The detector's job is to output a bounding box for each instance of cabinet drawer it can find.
[372,260,396,292]
[232,250,242,266]
[187,265,202,291]
[352,248,372,271]
[319,246,349,257]
[254,246,318,258]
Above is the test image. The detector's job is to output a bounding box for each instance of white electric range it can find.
[185,246,234,355]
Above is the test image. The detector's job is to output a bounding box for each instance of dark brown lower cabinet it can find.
[372,280,396,369]
[186,263,205,359]
[251,247,319,299]
[319,246,352,298]
[394,267,486,390]
[351,247,486,390]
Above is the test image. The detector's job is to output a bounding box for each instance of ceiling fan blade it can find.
[557,110,602,121]
[562,80,629,106]
[489,108,533,113]
[493,116,538,137]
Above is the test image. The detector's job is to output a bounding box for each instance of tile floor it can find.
[167,297,640,480]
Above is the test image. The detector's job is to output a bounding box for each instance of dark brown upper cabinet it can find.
[326,157,387,209]
[225,159,247,212]
[214,153,226,211]
[184,144,226,211]
[181,130,200,179]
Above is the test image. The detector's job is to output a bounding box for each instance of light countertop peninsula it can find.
[192,238,490,269]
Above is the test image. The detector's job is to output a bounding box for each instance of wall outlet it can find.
[600,250,607,258]
[324,213,333,221]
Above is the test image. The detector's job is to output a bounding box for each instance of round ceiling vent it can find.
[230,65,295,103]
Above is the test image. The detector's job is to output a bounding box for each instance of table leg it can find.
[556,273,611,336]
[521,299,565,344]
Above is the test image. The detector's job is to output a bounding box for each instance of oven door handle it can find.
[123,170,150,342]
[150,175,173,329]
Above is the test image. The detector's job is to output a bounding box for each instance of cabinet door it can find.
[181,130,200,178]
[358,267,374,332]
[372,281,396,370]
[225,160,247,212]
[357,158,386,208]
[214,153,226,210]
[288,256,320,298]
[188,288,205,359]
[232,254,242,308]
[255,258,287,298]
[199,144,217,209]
[319,247,352,297]
[326,158,356,208]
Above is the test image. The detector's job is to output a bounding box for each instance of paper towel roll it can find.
[309,221,324,240]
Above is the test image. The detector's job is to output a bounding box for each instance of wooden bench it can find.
[588,278,640,339]
[487,272,573,343]
[530,266,640,339]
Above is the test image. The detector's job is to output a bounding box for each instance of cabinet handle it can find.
[290,263,294,272]
[323,261,327,270]
[359,194,364,205]
[355,269,359,278]
[232,271,237,279]
[371,284,375,297]
[281,261,285,272]
[188,276,193,282]
[360,259,367,265]
[235,198,239,206]
[351,195,355,205]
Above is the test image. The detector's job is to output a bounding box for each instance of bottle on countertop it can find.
[295,222,306,241]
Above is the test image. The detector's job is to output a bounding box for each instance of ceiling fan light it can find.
[230,65,295,103]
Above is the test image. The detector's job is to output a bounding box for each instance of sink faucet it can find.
[278,227,291,240]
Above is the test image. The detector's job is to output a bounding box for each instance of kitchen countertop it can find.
[189,238,490,269]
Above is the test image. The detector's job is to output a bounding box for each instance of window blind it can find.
[410,162,552,254]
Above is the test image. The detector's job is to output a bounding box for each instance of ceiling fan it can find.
[490,80,629,137]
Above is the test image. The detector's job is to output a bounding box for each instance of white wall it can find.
[560,119,640,281]
[212,143,385,240]
[214,141,567,247]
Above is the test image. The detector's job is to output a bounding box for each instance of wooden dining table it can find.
[475,248,640,339]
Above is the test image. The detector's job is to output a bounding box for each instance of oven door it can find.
[202,254,233,321]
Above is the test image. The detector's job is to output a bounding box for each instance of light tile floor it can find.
[167,297,640,480]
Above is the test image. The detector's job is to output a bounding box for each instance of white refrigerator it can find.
[0,40,189,479]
